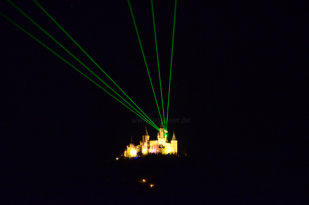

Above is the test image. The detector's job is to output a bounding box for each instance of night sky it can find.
[1,0,306,204]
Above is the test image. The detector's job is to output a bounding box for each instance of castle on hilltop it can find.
[123,128,178,158]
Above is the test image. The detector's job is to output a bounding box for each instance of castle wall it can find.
[123,128,178,157]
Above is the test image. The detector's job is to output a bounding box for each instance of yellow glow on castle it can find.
[123,128,178,158]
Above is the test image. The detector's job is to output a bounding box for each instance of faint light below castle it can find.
[123,128,178,158]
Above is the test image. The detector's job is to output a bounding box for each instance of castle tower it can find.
[157,127,168,144]
[124,143,138,158]
[145,127,150,141]
[142,127,150,143]
[141,127,150,155]
[171,132,178,154]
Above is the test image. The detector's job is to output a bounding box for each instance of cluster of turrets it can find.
[123,128,178,158]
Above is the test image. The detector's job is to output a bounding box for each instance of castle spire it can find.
[145,127,149,136]
[172,132,176,140]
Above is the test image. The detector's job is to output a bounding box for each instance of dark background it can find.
[1,0,306,204]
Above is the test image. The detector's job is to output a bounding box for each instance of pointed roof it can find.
[145,127,149,136]
[172,132,176,140]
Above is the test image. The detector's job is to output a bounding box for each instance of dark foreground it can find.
[2,154,301,204]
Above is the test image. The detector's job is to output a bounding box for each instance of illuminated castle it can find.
[123,128,178,158]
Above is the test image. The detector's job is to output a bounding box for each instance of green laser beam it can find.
[7,0,157,130]
[0,12,159,131]
[150,0,165,128]
[126,0,164,128]
[6,0,158,129]
[166,0,177,129]
[32,0,156,129]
